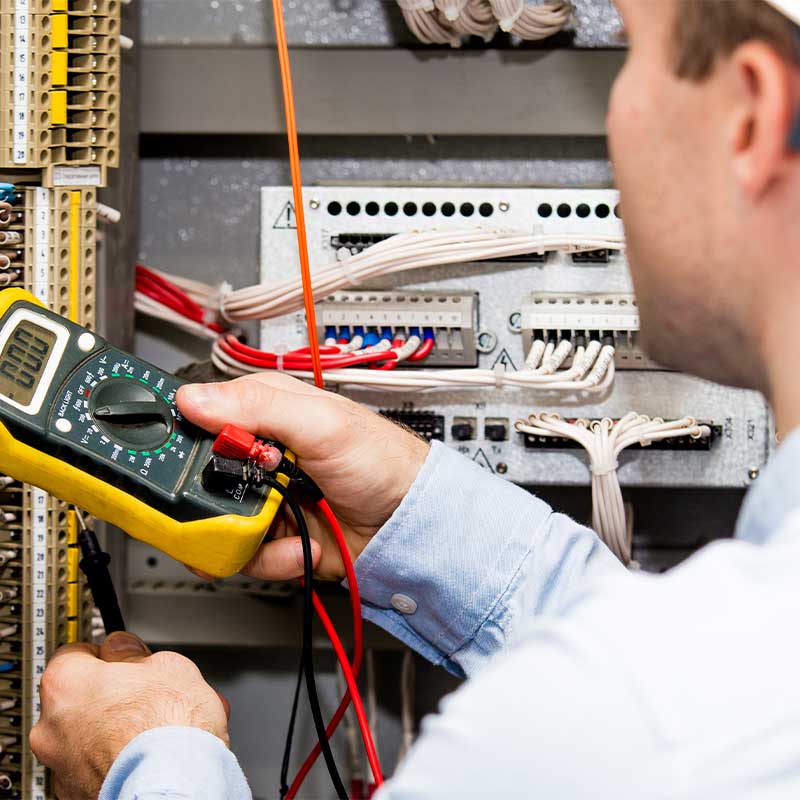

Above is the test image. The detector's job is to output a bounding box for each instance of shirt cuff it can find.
[353,440,555,675]
[99,726,251,800]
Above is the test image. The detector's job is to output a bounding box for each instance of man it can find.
[29,0,800,797]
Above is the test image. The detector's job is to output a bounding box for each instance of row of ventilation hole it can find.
[325,200,621,220]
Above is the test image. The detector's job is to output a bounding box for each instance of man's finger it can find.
[99,631,152,663]
[47,641,100,667]
[176,374,328,450]
[241,535,321,581]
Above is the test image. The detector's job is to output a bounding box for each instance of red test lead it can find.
[212,424,283,472]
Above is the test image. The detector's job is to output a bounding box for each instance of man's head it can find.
[607,0,800,394]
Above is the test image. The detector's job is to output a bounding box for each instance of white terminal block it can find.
[316,290,478,367]
[520,293,657,370]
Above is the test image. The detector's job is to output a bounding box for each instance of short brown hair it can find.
[673,0,800,80]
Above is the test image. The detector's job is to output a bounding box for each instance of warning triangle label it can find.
[273,201,297,229]
[471,448,494,473]
[491,348,517,371]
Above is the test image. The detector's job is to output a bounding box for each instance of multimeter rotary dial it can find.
[89,378,173,450]
[51,350,197,493]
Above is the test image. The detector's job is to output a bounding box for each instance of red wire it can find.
[271,0,324,389]
[136,265,226,334]
[219,336,397,370]
[407,338,434,362]
[308,590,383,792]
[284,501,365,798]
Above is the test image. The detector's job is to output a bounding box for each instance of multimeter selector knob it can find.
[89,379,173,450]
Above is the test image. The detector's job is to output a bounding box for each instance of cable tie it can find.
[497,0,524,31]
[493,361,506,388]
[275,342,288,373]
[590,461,619,477]
[398,0,435,9]
[217,281,234,323]
[337,249,359,286]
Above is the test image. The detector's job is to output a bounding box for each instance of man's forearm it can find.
[353,441,625,677]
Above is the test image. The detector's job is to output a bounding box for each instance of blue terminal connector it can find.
[337,326,351,343]
[380,326,393,341]
[409,326,421,339]
[324,325,337,341]
[0,184,15,204]
[423,327,435,341]
[353,325,365,339]
[363,329,380,347]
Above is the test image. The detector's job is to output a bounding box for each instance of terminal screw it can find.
[496,462,508,474]
[498,201,510,213]
[309,198,320,210]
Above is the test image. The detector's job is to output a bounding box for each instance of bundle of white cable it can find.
[211,334,616,393]
[397,0,571,45]
[221,230,625,322]
[397,0,461,45]
[515,413,712,563]
[134,231,624,330]
[134,292,220,340]
[488,0,571,37]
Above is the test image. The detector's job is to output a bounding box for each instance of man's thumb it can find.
[99,631,152,662]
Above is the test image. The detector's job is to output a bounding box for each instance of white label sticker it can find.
[33,189,50,306]
[13,0,30,164]
[52,166,103,187]
[30,486,48,800]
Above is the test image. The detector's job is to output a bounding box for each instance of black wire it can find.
[258,475,346,800]
[279,658,304,798]
[283,490,348,800]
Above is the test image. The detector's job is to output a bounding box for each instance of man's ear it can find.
[728,41,796,197]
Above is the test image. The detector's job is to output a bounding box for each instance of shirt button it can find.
[391,593,417,615]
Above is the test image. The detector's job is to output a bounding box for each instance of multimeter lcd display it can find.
[0,320,57,406]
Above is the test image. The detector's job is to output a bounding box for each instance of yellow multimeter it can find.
[0,289,288,577]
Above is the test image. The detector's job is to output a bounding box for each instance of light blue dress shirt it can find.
[100,430,800,799]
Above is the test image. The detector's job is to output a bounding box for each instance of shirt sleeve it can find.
[353,440,626,677]
[99,727,252,800]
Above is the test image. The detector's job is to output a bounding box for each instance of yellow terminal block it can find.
[52,51,68,87]
[66,619,79,644]
[51,91,68,126]
[67,510,78,546]
[52,0,68,8]
[52,14,69,49]
[67,583,80,619]
[67,547,79,582]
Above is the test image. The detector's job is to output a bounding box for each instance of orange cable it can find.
[271,0,324,388]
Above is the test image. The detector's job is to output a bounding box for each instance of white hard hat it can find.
[763,0,800,26]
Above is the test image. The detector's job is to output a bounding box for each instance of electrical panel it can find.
[260,186,770,493]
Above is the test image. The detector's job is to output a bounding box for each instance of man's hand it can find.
[177,373,429,581]
[30,632,229,800]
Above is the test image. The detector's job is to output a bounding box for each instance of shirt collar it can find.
[736,427,800,544]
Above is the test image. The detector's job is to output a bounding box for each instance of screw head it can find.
[496,462,508,475]
[476,330,497,354]
[309,198,320,210]
[498,201,510,213]
[507,311,522,333]
[748,467,760,480]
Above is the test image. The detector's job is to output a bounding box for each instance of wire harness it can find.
[397,0,573,46]
[515,413,712,563]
